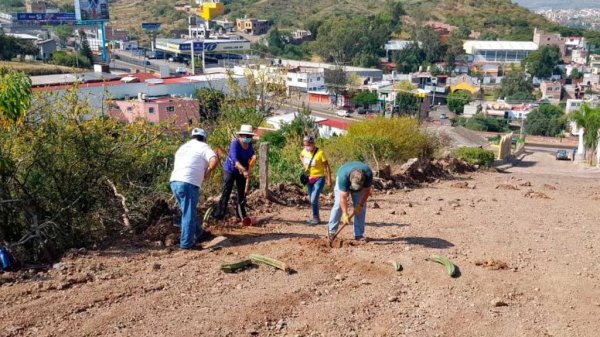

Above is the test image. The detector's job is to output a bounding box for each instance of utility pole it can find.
[191,40,195,75]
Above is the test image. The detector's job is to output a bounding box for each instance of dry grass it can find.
[0,61,85,76]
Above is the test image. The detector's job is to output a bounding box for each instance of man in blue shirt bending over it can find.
[328,161,373,242]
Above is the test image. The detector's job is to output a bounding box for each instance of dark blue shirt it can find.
[224,139,254,174]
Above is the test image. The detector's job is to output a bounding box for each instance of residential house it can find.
[465,101,535,120]
[589,55,600,74]
[533,28,567,61]
[110,96,200,130]
[291,30,313,43]
[286,67,325,94]
[236,18,271,35]
[540,81,562,104]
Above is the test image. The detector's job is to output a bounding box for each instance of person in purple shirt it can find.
[213,124,257,220]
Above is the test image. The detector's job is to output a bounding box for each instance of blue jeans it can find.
[328,181,367,237]
[170,181,202,249]
[307,177,326,220]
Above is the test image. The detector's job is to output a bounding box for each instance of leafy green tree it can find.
[447,91,471,115]
[312,16,389,66]
[522,45,562,79]
[324,67,346,104]
[415,26,445,63]
[453,114,509,132]
[396,92,419,115]
[569,104,600,165]
[351,91,379,108]
[569,68,584,80]
[525,104,565,137]
[395,42,424,73]
[498,70,533,101]
[53,25,73,47]
[194,88,225,122]
[78,30,94,67]
[0,34,39,60]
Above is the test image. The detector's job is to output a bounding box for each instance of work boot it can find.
[354,236,367,242]
[307,218,320,225]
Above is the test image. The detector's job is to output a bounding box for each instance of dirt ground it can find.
[2,147,600,337]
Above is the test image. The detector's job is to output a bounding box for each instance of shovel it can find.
[327,210,356,248]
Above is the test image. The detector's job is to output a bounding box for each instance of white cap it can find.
[191,128,207,138]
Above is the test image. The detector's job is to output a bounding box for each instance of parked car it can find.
[335,109,351,117]
[555,149,569,160]
[175,67,187,74]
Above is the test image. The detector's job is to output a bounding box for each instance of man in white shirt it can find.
[169,128,218,249]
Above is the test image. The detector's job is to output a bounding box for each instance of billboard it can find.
[75,0,110,22]
[16,13,76,23]
[141,23,161,31]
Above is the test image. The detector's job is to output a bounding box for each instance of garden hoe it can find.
[327,210,356,248]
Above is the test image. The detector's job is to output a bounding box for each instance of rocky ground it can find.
[1,147,600,337]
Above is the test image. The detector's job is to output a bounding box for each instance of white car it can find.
[335,109,351,117]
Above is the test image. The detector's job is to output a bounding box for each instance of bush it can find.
[454,147,495,167]
[323,117,438,171]
[52,50,91,68]
[1,84,180,263]
[453,114,510,132]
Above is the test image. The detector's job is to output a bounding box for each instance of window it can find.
[166,106,175,112]
[148,107,155,114]
[317,77,321,81]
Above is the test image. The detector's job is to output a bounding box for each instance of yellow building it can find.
[196,1,224,21]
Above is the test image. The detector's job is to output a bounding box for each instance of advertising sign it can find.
[16,12,76,23]
[75,0,110,22]
[141,23,161,31]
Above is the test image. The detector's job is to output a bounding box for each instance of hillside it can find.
[51,0,555,41]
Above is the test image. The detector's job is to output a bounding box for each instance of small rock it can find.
[372,202,380,209]
[275,319,286,330]
[389,210,396,215]
[388,296,399,302]
[407,202,413,208]
[359,279,371,285]
[400,210,407,215]
[152,263,161,271]
[334,274,345,281]
[491,298,508,307]
[236,284,243,290]
[52,263,64,270]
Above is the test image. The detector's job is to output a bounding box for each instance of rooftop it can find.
[463,40,539,51]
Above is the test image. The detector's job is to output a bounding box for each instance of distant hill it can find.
[52,0,555,42]
[513,1,600,10]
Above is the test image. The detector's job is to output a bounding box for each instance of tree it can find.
[194,88,225,122]
[569,68,584,80]
[395,42,424,73]
[54,25,73,47]
[447,91,471,115]
[522,45,562,80]
[351,91,379,108]
[525,104,566,137]
[78,30,94,67]
[569,104,600,165]
[324,67,346,105]
[312,16,389,67]
[498,70,533,101]
[395,81,420,116]
[415,26,445,63]
[0,34,39,61]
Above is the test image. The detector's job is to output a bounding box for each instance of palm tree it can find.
[569,103,600,166]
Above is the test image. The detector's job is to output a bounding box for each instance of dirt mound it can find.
[524,190,551,199]
[475,259,509,270]
[543,184,558,190]
[496,183,519,190]
[373,157,476,190]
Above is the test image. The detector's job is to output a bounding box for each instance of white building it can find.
[463,40,538,64]
[286,67,325,93]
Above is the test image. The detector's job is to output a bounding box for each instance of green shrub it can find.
[323,117,438,171]
[454,147,495,167]
[1,84,180,263]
